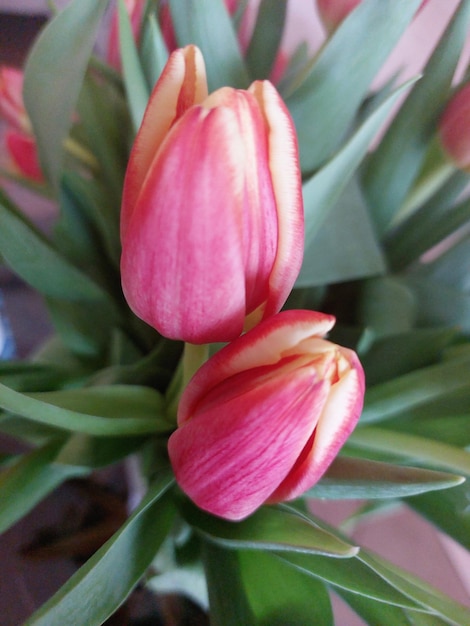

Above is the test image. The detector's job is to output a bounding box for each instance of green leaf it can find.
[0,191,113,304]
[0,440,88,535]
[357,277,416,337]
[0,361,71,392]
[408,481,470,550]
[385,170,470,270]
[25,472,175,626]
[118,0,150,131]
[242,551,333,626]
[23,0,108,187]
[297,78,413,285]
[359,328,457,386]
[244,0,286,80]
[357,550,470,625]
[140,12,169,89]
[55,432,146,469]
[348,427,470,476]
[361,0,470,235]
[184,502,358,557]
[361,356,470,424]
[169,0,250,91]
[297,178,385,287]
[307,456,464,500]
[285,0,422,173]
[203,542,255,626]
[0,383,170,437]
[279,553,422,610]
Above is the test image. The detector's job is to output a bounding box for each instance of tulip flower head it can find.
[0,66,43,182]
[121,46,304,344]
[168,310,365,520]
[438,83,470,172]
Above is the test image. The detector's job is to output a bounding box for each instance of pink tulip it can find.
[0,66,44,182]
[438,83,470,172]
[107,0,146,69]
[0,66,28,131]
[120,46,304,344]
[168,309,365,520]
[317,0,430,33]
[5,130,43,182]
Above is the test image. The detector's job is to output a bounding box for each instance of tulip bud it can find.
[317,0,430,33]
[168,310,365,520]
[121,46,304,344]
[438,83,470,172]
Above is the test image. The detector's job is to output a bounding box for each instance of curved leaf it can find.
[0,383,170,436]
[308,456,464,500]
[25,472,175,626]
[24,0,108,186]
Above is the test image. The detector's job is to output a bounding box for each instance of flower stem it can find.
[182,342,209,389]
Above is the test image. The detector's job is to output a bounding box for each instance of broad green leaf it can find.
[348,427,470,476]
[244,0,286,80]
[297,178,385,287]
[357,277,415,337]
[361,356,470,424]
[140,12,169,89]
[25,472,175,626]
[386,415,470,449]
[203,543,333,626]
[359,328,457,386]
[408,481,470,550]
[241,550,333,626]
[169,0,250,91]
[118,0,150,131]
[55,432,146,469]
[307,456,464,500]
[203,542,255,626]
[0,382,170,436]
[412,234,470,291]
[286,0,422,173]
[0,440,88,535]
[184,502,358,557]
[361,0,470,235]
[0,191,113,304]
[297,79,413,284]
[23,0,108,186]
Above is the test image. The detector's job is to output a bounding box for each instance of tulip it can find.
[120,45,304,344]
[438,83,470,172]
[5,130,43,183]
[0,66,44,182]
[168,309,365,520]
[317,0,430,33]
[107,0,146,70]
[0,66,29,131]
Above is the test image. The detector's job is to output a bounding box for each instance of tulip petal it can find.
[122,105,251,343]
[6,130,43,182]
[179,310,336,424]
[248,81,304,321]
[269,348,365,502]
[121,45,208,235]
[169,368,328,520]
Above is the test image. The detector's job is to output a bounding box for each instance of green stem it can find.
[165,343,209,422]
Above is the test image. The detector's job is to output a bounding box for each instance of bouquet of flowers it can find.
[0,0,469,624]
